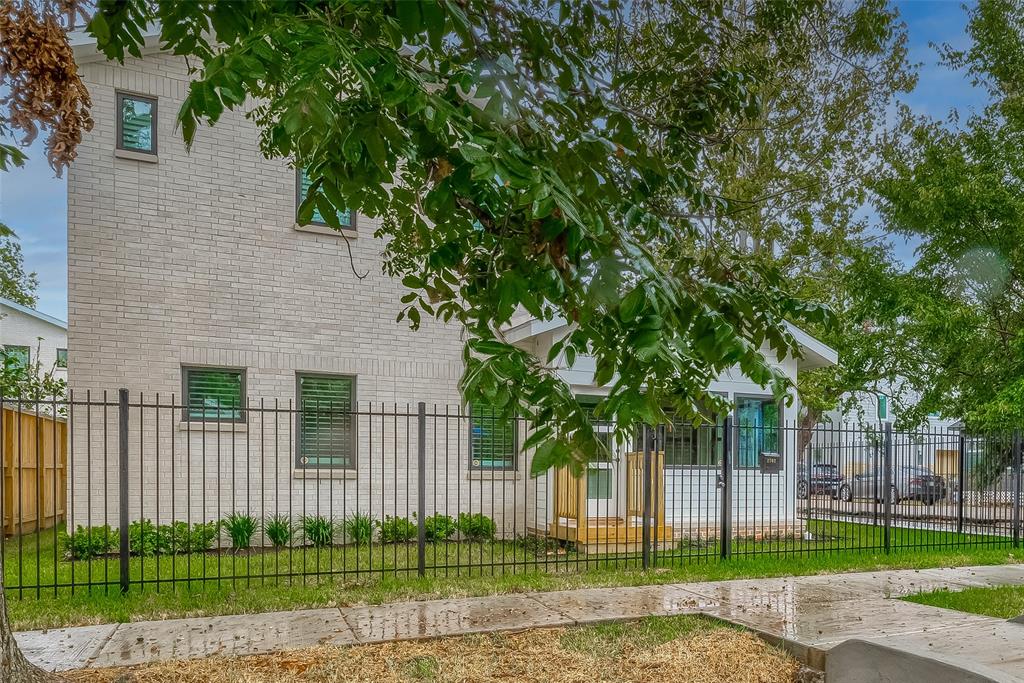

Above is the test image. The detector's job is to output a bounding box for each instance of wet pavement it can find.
[15,563,1024,675]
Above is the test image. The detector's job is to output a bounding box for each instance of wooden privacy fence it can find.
[1,406,67,536]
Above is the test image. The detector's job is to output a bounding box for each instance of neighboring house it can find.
[812,384,960,479]
[0,297,68,384]
[65,35,837,544]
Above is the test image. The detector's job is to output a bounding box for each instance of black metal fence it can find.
[1,391,1020,600]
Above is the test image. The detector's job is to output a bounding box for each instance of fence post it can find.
[118,388,130,594]
[883,421,893,554]
[957,432,966,535]
[720,417,733,560]
[641,425,652,570]
[417,402,427,577]
[1014,431,1022,549]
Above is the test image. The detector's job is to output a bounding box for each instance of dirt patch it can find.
[67,623,804,683]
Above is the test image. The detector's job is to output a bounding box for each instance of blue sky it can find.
[0,1,990,321]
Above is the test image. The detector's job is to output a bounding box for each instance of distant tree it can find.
[625,0,919,446]
[874,0,1024,483]
[0,223,39,308]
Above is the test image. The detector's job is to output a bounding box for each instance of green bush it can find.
[187,521,220,552]
[378,515,416,543]
[223,512,259,550]
[61,525,116,560]
[301,515,336,547]
[456,513,496,542]
[155,522,191,555]
[423,513,457,542]
[343,513,375,546]
[128,520,159,556]
[264,514,293,548]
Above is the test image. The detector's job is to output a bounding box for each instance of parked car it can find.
[838,466,947,505]
[797,463,844,499]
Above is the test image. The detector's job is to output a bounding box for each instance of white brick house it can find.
[0,297,68,383]
[66,35,836,543]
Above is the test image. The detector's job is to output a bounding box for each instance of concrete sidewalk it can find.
[16,564,1024,677]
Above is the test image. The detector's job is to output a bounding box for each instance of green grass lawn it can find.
[4,516,1020,631]
[904,584,1024,619]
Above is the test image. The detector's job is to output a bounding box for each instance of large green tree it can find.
[626,0,918,444]
[874,0,1024,478]
[0,2,868,679]
[0,223,39,308]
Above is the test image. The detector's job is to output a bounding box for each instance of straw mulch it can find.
[66,625,803,683]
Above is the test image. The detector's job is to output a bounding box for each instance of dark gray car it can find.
[838,466,947,505]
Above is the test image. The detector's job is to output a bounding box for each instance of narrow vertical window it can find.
[297,374,356,468]
[735,396,781,468]
[469,401,517,470]
[56,348,68,368]
[116,93,157,154]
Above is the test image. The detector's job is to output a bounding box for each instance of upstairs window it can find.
[116,93,157,154]
[469,401,517,470]
[56,348,68,368]
[296,169,353,229]
[297,374,356,469]
[183,367,244,422]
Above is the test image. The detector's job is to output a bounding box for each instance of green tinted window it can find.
[586,468,613,499]
[297,169,352,228]
[736,396,780,467]
[118,94,156,153]
[3,345,29,376]
[184,368,244,421]
[298,375,355,468]
[470,401,517,470]
[56,348,68,368]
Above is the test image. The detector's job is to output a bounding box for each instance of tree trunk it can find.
[1,571,58,682]
[797,408,819,461]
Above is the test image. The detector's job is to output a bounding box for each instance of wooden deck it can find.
[548,515,674,553]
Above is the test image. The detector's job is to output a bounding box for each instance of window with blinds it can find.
[297,375,355,469]
[182,367,244,422]
[117,93,157,154]
[296,169,353,228]
[469,401,517,470]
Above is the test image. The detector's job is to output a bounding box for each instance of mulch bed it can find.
[67,623,805,682]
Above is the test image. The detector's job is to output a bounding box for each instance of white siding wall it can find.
[0,304,67,382]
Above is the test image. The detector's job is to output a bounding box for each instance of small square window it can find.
[296,168,353,229]
[56,348,68,368]
[182,367,245,422]
[117,92,157,154]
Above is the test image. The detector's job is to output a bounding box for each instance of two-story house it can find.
[66,32,837,548]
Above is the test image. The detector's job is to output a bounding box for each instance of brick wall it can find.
[65,50,544,535]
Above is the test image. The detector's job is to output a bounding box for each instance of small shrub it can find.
[423,513,457,542]
[156,522,191,555]
[343,513,375,546]
[187,521,220,552]
[62,525,116,560]
[264,514,293,548]
[514,534,561,556]
[128,519,159,556]
[302,515,336,547]
[223,512,259,550]
[456,513,496,542]
[378,515,416,544]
